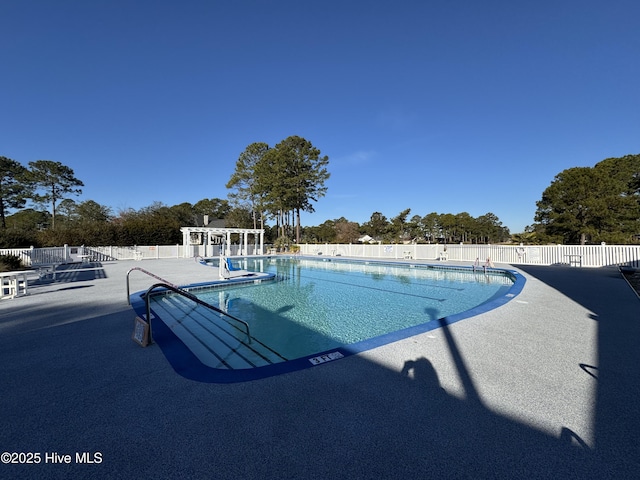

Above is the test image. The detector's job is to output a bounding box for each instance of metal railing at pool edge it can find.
[143,282,252,345]
[126,266,180,304]
[126,266,252,344]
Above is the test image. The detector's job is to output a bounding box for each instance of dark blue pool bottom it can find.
[130,263,526,383]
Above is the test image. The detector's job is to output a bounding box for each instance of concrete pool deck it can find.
[1,258,638,479]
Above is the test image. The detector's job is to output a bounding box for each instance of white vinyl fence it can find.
[297,243,640,268]
[2,243,639,268]
[0,243,266,266]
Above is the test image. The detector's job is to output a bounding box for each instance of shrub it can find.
[0,254,22,272]
[0,229,38,248]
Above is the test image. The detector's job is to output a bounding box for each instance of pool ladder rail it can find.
[126,267,252,345]
[472,257,495,273]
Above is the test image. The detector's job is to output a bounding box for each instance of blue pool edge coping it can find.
[129,258,526,384]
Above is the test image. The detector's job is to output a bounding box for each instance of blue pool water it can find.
[135,257,525,382]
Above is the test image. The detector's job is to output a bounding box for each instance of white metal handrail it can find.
[143,282,252,344]
[126,267,179,304]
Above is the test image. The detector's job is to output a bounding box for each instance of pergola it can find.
[180,227,265,257]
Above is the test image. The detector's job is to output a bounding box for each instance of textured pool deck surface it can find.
[1,257,639,479]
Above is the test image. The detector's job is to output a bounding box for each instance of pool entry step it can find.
[151,295,287,369]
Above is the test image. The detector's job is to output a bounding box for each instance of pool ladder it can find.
[126,267,252,344]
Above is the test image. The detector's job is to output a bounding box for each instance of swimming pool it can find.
[132,257,525,382]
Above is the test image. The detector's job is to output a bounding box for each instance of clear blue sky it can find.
[2,0,638,234]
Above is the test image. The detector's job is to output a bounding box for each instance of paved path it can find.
[1,258,638,479]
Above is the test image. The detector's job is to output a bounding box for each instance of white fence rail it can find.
[0,246,74,266]
[2,243,639,268]
[297,243,640,268]
[0,243,266,266]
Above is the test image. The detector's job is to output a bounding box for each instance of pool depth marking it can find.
[309,351,345,365]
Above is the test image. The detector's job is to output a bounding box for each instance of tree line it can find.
[225,136,330,244]
[531,154,640,245]
[303,210,510,244]
[0,194,242,248]
[1,150,638,248]
[0,158,84,230]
